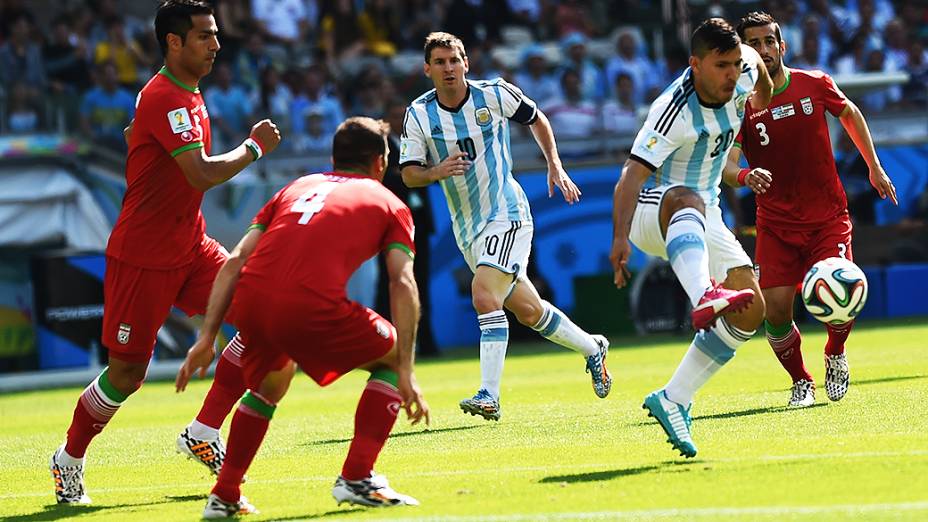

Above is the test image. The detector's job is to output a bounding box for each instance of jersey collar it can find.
[437,84,471,113]
[772,67,792,97]
[158,66,200,94]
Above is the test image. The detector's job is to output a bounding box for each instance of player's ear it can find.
[463,55,469,74]
[166,32,183,53]
[423,62,430,78]
[688,54,699,72]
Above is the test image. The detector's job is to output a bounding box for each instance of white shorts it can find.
[462,220,533,277]
[630,185,752,282]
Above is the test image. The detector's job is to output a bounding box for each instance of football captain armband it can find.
[243,136,265,161]
[737,168,751,186]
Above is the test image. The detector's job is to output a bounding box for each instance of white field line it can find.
[4,449,927,501]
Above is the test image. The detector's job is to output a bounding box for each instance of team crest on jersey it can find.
[167,107,193,134]
[117,323,131,345]
[735,93,748,118]
[475,107,492,126]
[800,97,814,115]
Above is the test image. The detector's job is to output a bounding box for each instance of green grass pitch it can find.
[2,318,927,521]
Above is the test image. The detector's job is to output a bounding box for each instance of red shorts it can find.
[755,217,853,289]
[102,236,228,363]
[233,286,395,390]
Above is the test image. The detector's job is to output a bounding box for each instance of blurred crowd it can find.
[0,0,925,157]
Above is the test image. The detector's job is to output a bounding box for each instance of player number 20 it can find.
[710,129,735,158]
[291,181,339,224]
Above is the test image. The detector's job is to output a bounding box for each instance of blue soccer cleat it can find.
[459,389,501,421]
[642,390,697,458]
[586,335,613,398]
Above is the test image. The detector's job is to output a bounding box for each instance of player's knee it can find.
[258,361,296,404]
[512,299,543,327]
[106,363,147,396]
[662,187,705,217]
[472,286,503,314]
[764,303,792,328]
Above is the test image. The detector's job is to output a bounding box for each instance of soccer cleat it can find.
[642,390,697,458]
[691,282,755,331]
[332,473,420,507]
[825,354,850,401]
[176,428,246,482]
[459,389,501,421]
[586,335,613,398]
[788,379,816,408]
[49,445,91,504]
[202,493,258,518]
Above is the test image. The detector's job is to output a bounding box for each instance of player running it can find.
[400,32,611,422]
[176,117,430,518]
[729,12,897,407]
[49,0,281,504]
[610,18,773,458]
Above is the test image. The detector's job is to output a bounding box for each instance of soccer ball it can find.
[801,257,868,325]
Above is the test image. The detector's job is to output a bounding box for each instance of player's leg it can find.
[51,259,178,504]
[657,187,755,330]
[505,278,612,398]
[174,238,248,475]
[812,218,855,401]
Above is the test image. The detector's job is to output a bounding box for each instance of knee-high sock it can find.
[825,321,853,356]
[192,333,247,436]
[341,370,402,481]
[530,301,598,357]
[766,320,812,383]
[665,208,712,306]
[477,310,508,399]
[664,318,753,405]
[65,367,128,458]
[211,391,276,502]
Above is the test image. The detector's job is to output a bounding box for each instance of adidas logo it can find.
[431,125,443,135]
[699,129,710,139]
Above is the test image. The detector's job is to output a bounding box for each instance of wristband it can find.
[737,168,751,186]
[244,137,264,161]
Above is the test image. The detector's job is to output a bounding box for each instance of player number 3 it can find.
[291,182,339,224]
[756,122,770,146]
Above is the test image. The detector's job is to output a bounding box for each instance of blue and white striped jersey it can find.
[400,78,536,248]
[630,57,759,207]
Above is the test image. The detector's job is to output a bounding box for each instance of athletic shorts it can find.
[233,286,396,390]
[630,185,752,282]
[461,220,533,277]
[755,216,853,289]
[102,235,228,363]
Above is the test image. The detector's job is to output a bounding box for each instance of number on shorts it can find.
[484,234,500,256]
[837,242,847,259]
[291,181,339,224]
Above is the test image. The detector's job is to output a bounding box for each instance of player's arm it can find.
[610,158,651,288]
[401,153,471,188]
[837,100,897,205]
[529,108,581,203]
[384,246,429,425]
[175,226,263,392]
[173,119,281,191]
[742,44,773,111]
[723,144,771,193]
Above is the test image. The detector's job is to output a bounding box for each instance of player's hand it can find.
[250,119,282,155]
[397,371,430,426]
[175,336,217,393]
[745,168,772,195]
[610,236,633,288]
[869,165,898,205]
[548,163,581,204]
[430,152,471,181]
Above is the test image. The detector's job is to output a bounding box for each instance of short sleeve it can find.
[821,73,848,116]
[496,78,537,125]
[250,187,284,231]
[399,106,428,168]
[629,94,688,171]
[141,93,205,158]
[734,128,743,149]
[382,201,416,259]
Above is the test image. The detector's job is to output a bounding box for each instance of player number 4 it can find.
[291,181,339,224]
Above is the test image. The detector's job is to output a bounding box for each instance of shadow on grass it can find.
[5,496,197,522]
[854,374,927,386]
[539,460,703,484]
[302,424,485,447]
[693,403,827,421]
[270,507,367,520]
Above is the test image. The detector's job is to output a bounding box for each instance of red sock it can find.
[195,343,246,429]
[341,379,402,481]
[766,322,813,383]
[65,401,105,458]
[825,321,853,356]
[65,369,127,458]
[212,391,274,502]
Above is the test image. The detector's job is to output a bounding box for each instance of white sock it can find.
[664,318,751,405]
[665,208,711,306]
[57,445,84,466]
[478,310,509,399]
[187,419,220,441]
[531,301,598,357]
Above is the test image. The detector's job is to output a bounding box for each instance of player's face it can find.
[691,46,742,104]
[424,46,469,90]
[743,24,785,79]
[180,14,220,78]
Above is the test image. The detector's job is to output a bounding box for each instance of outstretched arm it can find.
[838,100,897,205]
[174,119,281,191]
[529,108,581,203]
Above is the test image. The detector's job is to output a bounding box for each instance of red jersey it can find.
[240,172,415,311]
[736,67,848,229]
[106,66,212,268]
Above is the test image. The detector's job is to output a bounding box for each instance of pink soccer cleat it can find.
[691,282,755,331]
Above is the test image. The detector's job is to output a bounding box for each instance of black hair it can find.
[736,11,782,43]
[154,0,213,56]
[691,18,741,57]
[332,117,390,172]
